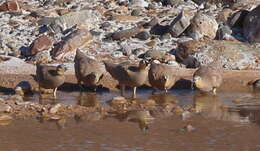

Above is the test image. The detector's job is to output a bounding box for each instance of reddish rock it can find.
[51,29,92,59]
[29,35,53,56]
[0,0,20,12]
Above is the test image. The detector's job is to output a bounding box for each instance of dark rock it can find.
[135,31,150,40]
[150,25,169,35]
[229,10,249,28]
[243,5,260,43]
[161,0,180,6]
[15,81,32,95]
[100,22,111,29]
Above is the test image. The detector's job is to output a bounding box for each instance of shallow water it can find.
[1,89,260,151]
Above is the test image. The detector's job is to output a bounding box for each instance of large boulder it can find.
[243,5,260,43]
[188,12,218,40]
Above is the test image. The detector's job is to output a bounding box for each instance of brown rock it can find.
[112,26,142,40]
[0,0,20,12]
[29,35,53,56]
[243,5,260,43]
[51,29,92,59]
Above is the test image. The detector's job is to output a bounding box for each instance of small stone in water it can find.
[184,124,196,132]
[50,104,62,114]
[182,111,192,120]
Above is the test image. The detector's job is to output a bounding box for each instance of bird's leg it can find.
[53,87,57,98]
[78,80,84,91]
[152,89,156,95]
[39,85,42,97]
[132,87,137,98]
[164,89,168,93]
[213,88,217,95]
[191,81,194,90]
[120,85,125,97]
[93,86,97,92]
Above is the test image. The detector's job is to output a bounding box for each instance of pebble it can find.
[184,124,196,132]
[182,110,192,120]
[0,103,12,113]
[49,104,62,114]
[110,96,128,105]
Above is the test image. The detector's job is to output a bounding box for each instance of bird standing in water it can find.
[193,60,223,94]
[148,61,179,93]
[104,60,149,98]
[74,49,106,91]
[36,63,67,98]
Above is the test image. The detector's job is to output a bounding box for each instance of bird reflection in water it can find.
[193,92,260,124]
[149,93,178,106]
[77,92,100,107]
[126,110,155,132]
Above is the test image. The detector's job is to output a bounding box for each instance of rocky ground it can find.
[0,0,260,123]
